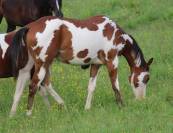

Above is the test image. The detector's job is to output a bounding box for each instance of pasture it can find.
[0,0,173,132]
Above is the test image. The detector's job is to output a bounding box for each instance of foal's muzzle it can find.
[134,87,146,100]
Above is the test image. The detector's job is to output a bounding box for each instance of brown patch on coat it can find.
[84,57,91,63]
[107,49,117,60]
[113,29,125,45]
[65,16,105,31]
[131,67,145,88]
[143,74,149,84]
[103,23,114,40]
[26,18,48,50]
[77,49,88,58]
[58,25,74,63]
[97,50,106,64]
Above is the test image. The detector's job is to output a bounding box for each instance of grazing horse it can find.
[11,15,153,115]
[0,30,64,116]
[0,0,63,32]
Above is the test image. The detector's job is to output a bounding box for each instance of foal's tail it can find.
[10,27,29,78]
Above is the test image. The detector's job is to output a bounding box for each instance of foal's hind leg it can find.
[85,64,100,110]
[38,85,51,108]
[27,64,47,116]
[43,70,64,106]
[106,56,123,107]
[10,71,30,117]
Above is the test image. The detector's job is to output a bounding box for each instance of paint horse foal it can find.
[0,31,64,116]
[12,16,153,115]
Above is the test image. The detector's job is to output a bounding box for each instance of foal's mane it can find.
[129,35,146,67]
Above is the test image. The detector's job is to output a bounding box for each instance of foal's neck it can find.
[121,35,146,70]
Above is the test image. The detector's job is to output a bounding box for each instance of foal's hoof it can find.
[58,103,66,110]
[116,100,124,109]
[84,105,91,110]
[9,112,15,118]
[26,110,32,116]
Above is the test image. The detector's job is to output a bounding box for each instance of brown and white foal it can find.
[0,31,64,116]
[11,16,153,115]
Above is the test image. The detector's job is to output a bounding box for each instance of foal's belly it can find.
[69,42,104,65]
[69,56,103,65]
[67,30,106,65]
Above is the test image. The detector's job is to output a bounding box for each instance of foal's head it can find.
[129,58,153,99]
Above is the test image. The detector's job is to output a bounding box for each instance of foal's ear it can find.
[147,58,153,66]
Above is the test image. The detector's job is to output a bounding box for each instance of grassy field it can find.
[0,0,173,132]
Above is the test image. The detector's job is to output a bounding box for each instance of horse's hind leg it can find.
[106,56,123,107]
[10,71,30,117]
[85,64,100,110]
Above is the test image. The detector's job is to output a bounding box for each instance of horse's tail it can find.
[10,27,29,78]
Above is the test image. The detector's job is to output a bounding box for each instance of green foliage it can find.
[0,0,173,132]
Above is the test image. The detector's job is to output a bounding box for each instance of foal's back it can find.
[26,16,121,65]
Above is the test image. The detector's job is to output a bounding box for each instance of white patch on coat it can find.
[130,73,135,87]
[46,83,64,105]
[135,53,141,67]
[138,72,149,86]
[60,16,123,64]
[115,74,120,90]
[121,34,133,44]
[0,34,9,59]
[116,43,125,52]
[112,56,118,69]
[33,19,63,62]
[56,0,60,10]
[85,75,98,110]
[32,16,127,65]
[130,72,149,99]
[37,66,46,86]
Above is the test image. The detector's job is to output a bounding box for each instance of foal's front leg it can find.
[106,56,123,107]
[85,64,100,110]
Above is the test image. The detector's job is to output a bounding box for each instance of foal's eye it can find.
[128,75,131,82]
[143,75,150,84]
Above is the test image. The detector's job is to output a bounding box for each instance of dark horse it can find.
[0,0,63,32]
[0,30,64,117]
[11,16,153,115]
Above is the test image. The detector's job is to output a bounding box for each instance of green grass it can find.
[0,0,173,132]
